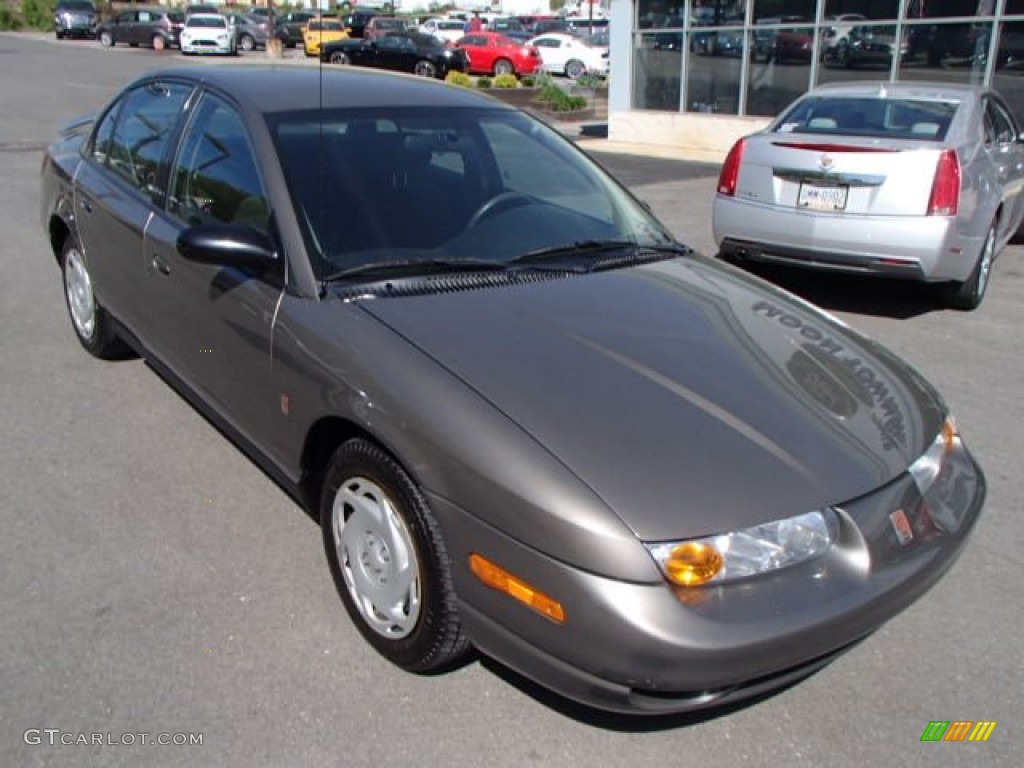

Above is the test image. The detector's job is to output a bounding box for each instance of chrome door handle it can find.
[151,255,170,276]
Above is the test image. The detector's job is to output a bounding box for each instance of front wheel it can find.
[321,439,470,673]
[60,236,130,359]
[329,50,350,65]
[492,58,515,76]
[99,30,113,47]
[941,221,996,311]
[413,59,436,77]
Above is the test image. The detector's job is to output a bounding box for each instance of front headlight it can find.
[646,508,839,587]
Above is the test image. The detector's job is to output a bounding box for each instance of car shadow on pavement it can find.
[479,656,810,731]
[736,263,941,320]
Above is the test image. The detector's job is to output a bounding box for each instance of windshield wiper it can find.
[509,240,690,271]
[321,257,507,284]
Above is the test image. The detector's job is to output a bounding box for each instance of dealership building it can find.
[607,1,1024,159]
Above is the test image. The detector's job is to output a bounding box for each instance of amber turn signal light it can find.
[469,553,565,624]
[664,542,724,586]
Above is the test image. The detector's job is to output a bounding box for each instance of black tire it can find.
[99,30,114,47]
[565,58,585,79]
[239,34,255,52]
[413,59,436,77]
[60,235,131,359]
[56,30,65,40]
[941,221,996,311]
[320,439,469,673]
[329,50,349,65]
[492,58,515,76]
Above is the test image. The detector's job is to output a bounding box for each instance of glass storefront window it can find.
[687,31,743,114]
[991,22,1024,120]
[753,1,815,23]
[898,22,989,85]
[824,1,899,20]
[905,0,995,19]
[1005,1,1024,15]
[634,33,682,111]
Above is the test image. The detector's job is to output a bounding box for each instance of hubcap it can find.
[64,247,96,340]
[332,477,420,639]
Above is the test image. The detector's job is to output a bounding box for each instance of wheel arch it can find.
[299,416,416,515]
[48,214,72,264]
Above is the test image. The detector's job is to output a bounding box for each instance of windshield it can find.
[269,107,674,279]
[775,96,959,141]
[187,16,226,29]
[59,0,95,10]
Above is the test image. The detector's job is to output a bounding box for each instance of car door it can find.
[376,35,412,71]
[533,36,565,72]
[111,10,135,43]
[981,94,1024,239]
[74,80,192,336]
[145,91,285,448]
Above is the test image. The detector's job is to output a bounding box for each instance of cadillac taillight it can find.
[717,138,746,196]
[927,149,960,216]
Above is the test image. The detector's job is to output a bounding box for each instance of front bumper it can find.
[430,439,985,715]
[713,195,983,283]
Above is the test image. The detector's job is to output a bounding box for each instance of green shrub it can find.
[492,73,519,89]
[22,0,55,30]
[536,84,587,112]
[445,71,473,88]
[519,74,536,88]
[574,73,606,91]
[0,6,22,30]
[476,75,493,89]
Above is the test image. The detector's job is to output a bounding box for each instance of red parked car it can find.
[456,31,540,76]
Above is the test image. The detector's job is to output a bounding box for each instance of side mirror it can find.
[177,224,278,272]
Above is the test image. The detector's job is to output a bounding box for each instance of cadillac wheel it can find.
[321,439,469,672]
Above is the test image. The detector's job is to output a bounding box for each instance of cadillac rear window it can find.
[775,97,959,141]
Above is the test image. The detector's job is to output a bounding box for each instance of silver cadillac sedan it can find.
[713,81,1024,310]
[41,66,985,715]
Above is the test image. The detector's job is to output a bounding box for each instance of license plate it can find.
[798,183,848,211]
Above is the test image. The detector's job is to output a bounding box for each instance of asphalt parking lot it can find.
[1,32,1019,768]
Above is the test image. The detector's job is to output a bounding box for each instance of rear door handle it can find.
[79,199,93,214]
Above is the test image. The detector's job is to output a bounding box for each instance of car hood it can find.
[358,257,945,541]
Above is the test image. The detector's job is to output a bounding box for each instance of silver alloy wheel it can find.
[566,59,585,79]
[414,60,436,77]
[240,34,255,51]
[64,246,96,341]
[330,51,349,65]
[100,30,113,47]
[332,476,421,639]
[976,224,995,298]
[493,58,514,76]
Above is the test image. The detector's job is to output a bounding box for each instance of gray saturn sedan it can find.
[713,81,1024,310]
[41,66,985,715]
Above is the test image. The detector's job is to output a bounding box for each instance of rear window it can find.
[775,97,959,141]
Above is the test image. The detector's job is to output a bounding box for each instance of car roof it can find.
[135,66,513,114]
[811,80,986,101]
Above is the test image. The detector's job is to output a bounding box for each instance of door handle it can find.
[151,254,171,276]
[79,199,93,214]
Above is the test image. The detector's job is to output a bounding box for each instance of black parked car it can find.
[322,31,469,79]
[53,0,98,40]
[275,10,316,48]
[96,7,185,51]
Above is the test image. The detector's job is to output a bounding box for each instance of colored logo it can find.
[920,721,997,742]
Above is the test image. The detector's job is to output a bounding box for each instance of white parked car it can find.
[528,32,608,79]
[180,13,235,56]
[419,17,467,44]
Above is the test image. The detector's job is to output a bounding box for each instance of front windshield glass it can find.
[268,107,675,279]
